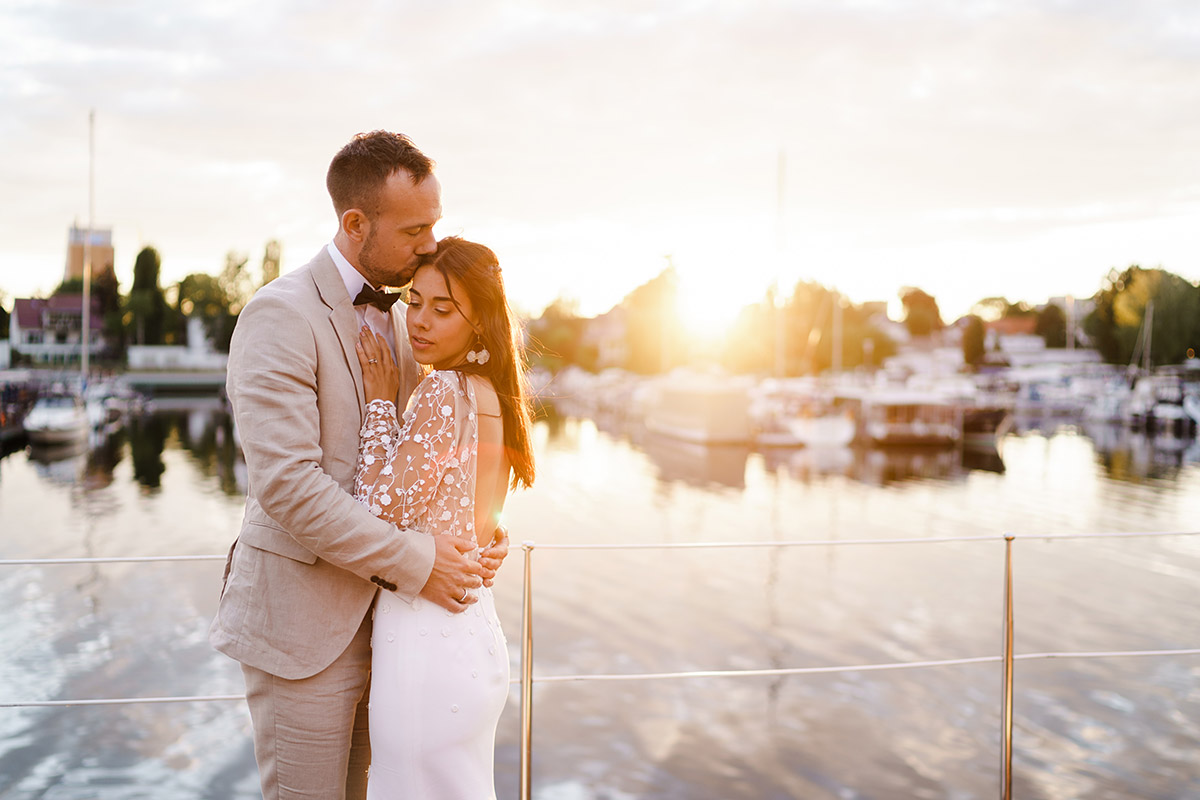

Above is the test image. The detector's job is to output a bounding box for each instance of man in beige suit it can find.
[210,131,508,800]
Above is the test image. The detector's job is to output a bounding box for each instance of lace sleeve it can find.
[353,372,461,531]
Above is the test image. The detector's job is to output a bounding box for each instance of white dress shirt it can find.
[327,241,399,357]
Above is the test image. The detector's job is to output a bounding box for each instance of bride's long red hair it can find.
[423,236,535,489]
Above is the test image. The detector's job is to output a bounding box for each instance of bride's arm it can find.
[353,398,402,506]
[354,372,461,528]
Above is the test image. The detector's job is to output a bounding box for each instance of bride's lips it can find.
[411,336,433,350]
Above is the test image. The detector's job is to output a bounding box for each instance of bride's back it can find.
[468,374,511,542]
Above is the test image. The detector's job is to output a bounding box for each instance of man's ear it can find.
[341,208,369,243]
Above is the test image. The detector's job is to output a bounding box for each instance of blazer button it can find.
[370,576,380,584]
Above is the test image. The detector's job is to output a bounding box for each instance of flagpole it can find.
[81,109,95,385]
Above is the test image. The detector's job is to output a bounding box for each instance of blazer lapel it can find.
[312,251,365,413]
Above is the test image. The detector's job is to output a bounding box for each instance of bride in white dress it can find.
[352,237,536,799]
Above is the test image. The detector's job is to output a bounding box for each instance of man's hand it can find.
[478,525,510,588]
[420,534,486,612]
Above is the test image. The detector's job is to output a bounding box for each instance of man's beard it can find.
[359,230,436,288]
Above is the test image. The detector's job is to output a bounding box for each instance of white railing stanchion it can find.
[1000,534,1015,800]
[519,541,535,800]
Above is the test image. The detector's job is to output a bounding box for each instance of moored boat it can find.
[843,389,963,447]
[642,373,753,444]
[22,393,89,445]
[749,379,856,448]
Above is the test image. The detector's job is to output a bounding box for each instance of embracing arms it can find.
[356,329,510,600]
[227,293,436,599]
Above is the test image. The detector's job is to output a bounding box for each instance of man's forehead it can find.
[389,174,441,219]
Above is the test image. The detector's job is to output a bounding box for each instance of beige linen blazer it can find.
[209,247,433,680]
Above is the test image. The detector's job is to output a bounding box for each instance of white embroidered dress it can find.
[353,370,508,800]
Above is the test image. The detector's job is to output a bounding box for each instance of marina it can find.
[1,381,1198,798]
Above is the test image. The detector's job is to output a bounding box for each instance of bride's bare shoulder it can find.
[465,373,500,417]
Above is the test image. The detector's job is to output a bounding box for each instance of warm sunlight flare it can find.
[675,279,743,347]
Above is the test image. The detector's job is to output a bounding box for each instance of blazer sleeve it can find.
[227,292,435,600]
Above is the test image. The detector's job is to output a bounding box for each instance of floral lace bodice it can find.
[353,370,480,547]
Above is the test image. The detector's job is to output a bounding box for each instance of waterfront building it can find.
[8,295,106,365]
[64,224,115,283]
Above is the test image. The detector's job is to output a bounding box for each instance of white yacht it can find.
[22,393,90,445]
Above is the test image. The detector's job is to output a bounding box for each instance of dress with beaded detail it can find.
[353,369,508,800]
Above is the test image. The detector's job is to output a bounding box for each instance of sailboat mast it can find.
[774,149,786,378]
[1142,300,1153,373]
[81,109,94,384]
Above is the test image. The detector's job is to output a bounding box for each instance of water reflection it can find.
[1084,420,1200,481]
[11,401,1199,504]
[635,432,751,489]
[27,440,89,485]
[156,397,244,496]
[3,398,1199,798]
[759,445,855,482]
[10,397,245,498]
[128,414,169,489]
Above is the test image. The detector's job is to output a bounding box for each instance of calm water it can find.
[1,398,1199,799]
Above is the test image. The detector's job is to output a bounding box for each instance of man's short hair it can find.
[326,131,435,217]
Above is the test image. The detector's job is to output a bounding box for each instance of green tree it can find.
[1035,303,1067,348]
[621,265,681,374]
[718,290,781,374]
[220,251,254,315]
[527,297,593,373]
[718,283,896,376]
[261,240,281,287]
[127,246,170,345]
[1085,266,1200,367]
[1145,271,1200,365]
[962,314,986,367]
[971,296,1034,321]
[178,272,237,352]
[0,290,9,339]
[900,287,943,337]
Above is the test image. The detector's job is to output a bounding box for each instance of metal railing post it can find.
[1000,534,1015,800]
[520,542,535,800]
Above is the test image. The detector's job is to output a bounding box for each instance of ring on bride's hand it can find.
[368,358,378,364]
[458,588,469,603]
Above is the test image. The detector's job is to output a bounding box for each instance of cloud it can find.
[1,0,1198,320]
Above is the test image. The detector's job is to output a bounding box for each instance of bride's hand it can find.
[478,524,510,587]
[356,327,399,403]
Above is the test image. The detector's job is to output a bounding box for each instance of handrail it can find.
[6,646,1197,709]
[2,527,1194,568]
[2,528,1199,800]
[0,554,226,566]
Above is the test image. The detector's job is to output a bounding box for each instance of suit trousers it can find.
[242,607,374,800]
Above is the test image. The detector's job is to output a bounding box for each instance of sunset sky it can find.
[2,0,1198,331]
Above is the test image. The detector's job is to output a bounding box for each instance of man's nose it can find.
[415,230,437,255]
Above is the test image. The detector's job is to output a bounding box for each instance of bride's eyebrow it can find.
[408,288,454,303]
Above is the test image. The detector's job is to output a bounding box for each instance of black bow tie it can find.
[353,283,400,312]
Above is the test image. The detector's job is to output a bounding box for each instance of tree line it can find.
[529,263,1200,376]
[7,241,281,361]
[5,252,1195,374]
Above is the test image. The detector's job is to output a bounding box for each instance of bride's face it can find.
[406,265,478,370]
